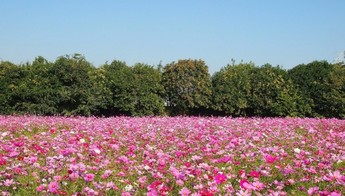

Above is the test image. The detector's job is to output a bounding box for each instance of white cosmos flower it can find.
[144,165,150,170]
[94,148,101,154]
[294,148,301,154]
[125,184,133,192]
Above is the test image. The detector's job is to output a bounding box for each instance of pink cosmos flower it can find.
[14,167,22,174]
[49,128,55,133]
[330,192,341,196]
[36,184,46,192]
[179,187,191,196]
[239,179,254,190]
[236,189,251,196]
[238,169,246,178]
[92,147,101,155]
[106,182,115,189]
[69,164,79,171]
[8,151,19,157]
[157,158,166,166]
[249,170,260,178]
[78,163,86,172]
[240,179,249,189]
[84,187,97,195]
[159,185,171,194]
[307,186,319,195]
[69,172,79,181]
[323,170,344,183]
[4,179,13,187]
[331,170,343,182]
[84,173,95,182]
[147,189,158,196]
[122,192,131,196]
[0,157,6,165]
[53,175,62,182]
[252,181,265,191]
[36,184,45,192]
[214,173,227,184]
[265,154,278,164]
[29,156,37,164]
[117,171,126,177]
[101,170,113,179]
[209,186,219,194]
[148,180,162,190]
[48,181,59,193]
[118,155,130,164]
[217,155,232,163]
[138,176,147,185]
[288,179,295,184]
[176,179,184,186]
[199,188,213,196]
[170,166,185,180]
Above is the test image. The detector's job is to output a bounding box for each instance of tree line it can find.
[0,54,344,118]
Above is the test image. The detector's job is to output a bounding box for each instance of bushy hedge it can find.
[0,54,344,117]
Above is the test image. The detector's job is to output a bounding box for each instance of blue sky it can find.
[1,1,344,74]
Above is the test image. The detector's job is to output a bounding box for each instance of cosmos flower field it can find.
[0,116,344,195]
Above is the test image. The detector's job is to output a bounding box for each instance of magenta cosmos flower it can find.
[48,181,60,193]
[215,173,227,184]
[84,173,95,182]
[179,187,191,196]
[265,154,278,164]
[249,170,260,178]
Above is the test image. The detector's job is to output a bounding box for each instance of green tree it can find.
[327,64,345,118]
[13,56,58,115]
[288,61,342,117]
[51,54,94,116]
[131,63,165,116]
[162,59,212,115]
[87,67,113,116]
[103,60,135,115]
[103,61,165,116]
[211,62,254,116]
[249,64,302,117]
[0,61,24,114]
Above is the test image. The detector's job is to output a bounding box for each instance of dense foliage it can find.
[211,62,253,116]
[288,61,345,118]
[0,55,344,117]
[162,59,212,115]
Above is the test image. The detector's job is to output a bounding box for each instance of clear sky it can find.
[1,0,345,74]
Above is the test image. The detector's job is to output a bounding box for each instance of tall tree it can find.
[13,56,58,115]
[51,54,94,116]
[103,60,135,115]
[103,61,165,116]
[327,64,345,118]
[87,67,113,116]
[249,64,303,117]
[162,59,212,115]
[0,61,24,114]
[212,62,254,116]
[131,63,165,116]
[288,61,341,117]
